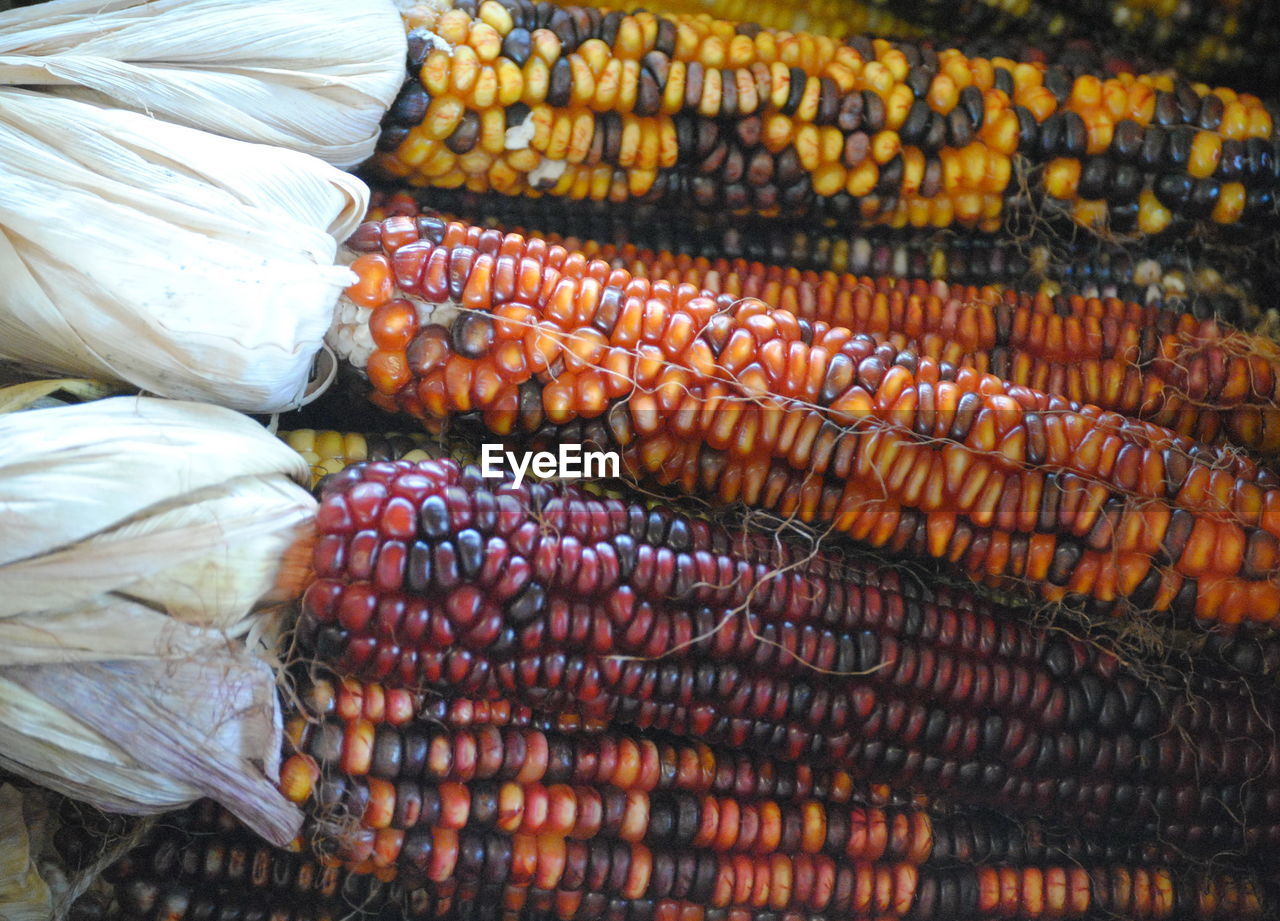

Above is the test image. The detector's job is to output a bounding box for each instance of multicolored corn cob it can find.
[294,457,1280,853]
[331,215,1280,629]
[79,792,1276,921]
[353,209,1280,456]
[571,0,1280,91]
[61,801,442,921]
[378,0,1280,234]
[372,190,1268,328]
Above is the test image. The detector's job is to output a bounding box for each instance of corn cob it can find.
[372,190,1266,327]
[332,216,1280,629]
[353,208,1280,457]
[378,0,1280,234]
[272,674,1274,919]
[70,815,445,920]
[573,0,1280,91]
[294,457,1280,853]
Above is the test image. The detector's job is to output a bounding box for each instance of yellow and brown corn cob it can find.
[293,457,1280,853]
[373,190,1269,328]
[572,0,1280,91]
[377,0,1280,234]
[331,215,1280,629]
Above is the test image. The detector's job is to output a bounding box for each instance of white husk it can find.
[0,89,369,413]
[0,784,52,921]
[0,398,318,846]
[0,0,406,167]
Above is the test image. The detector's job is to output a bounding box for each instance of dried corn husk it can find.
[0,0,406,167]
[0,398,317,846]
[0,785,52,921]
[0,89,368,413]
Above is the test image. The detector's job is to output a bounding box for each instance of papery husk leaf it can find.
[0,378,118,414]
[0,478,316,634]
[0,397,312,567]
[0,784,53,921]
[0,90,368,412]
[0,0,406,167]
[0,654,300,846]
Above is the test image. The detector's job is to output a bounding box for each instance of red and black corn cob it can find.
[270,674,1274,920]
[332,215,1280,629]
[295,458,1280,854]
[372,190,1267,328]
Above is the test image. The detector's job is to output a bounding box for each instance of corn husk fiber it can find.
[0,784,52,921]
[0,398,318,846]
[0,89,368,413]
[0,0,406,168]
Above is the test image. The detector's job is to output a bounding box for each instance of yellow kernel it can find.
[396,127,437,167]
[657,117,678,167]
[618,116,641,167]
[727,34,755,68]
[846,159,878,196]
[795,76,821,122]
[813,162,846,197]
[480,107,507,154]
[628,167,657,198]
[478,0,513,35]
[1069,74,1102,108]
[505,147,541,172]
[529,103,553,150]
[819,126,843,164]
[769,61,792,109]
[901,147,925,195]
[567,109,595,163]
[795,124,821,171]
[927,73,957,113]
[469,21,503,62]
[495,58,523,107]
[545,112,573,160]
[862,61,894,96]
[457,148,493,175]
[675,23,701,60]
[871,130,901,164]
[436,8,472,46]
[616,16,645,59]
[702,34,728,70]
[618,59,640,112]
[662,60,686,113]
[531,28,561,64]
[1073,199,1108,230]
[886,83,914,130]
[880,48,909,82]
[423,96,466,140]
[1138,187,1173,235]
[569,55,596,107]
[522,57,549,104]
[1188,131,1222,179]
[699,67,723,118]
[422,50,452,97]
[471,65,498,109]
[1212,182,1246,224]
[762,112,794,152]
[1044,158,1081,199]
[578,39,610,73]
